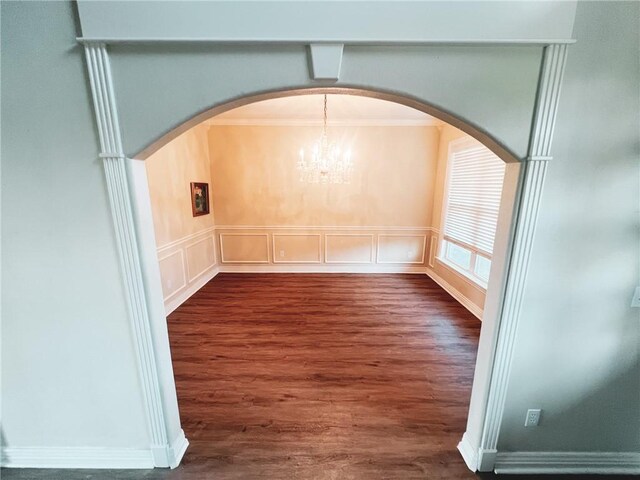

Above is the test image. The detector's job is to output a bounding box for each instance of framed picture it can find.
[190,182,210,217]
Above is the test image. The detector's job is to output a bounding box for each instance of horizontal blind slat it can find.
[442,142,506,257]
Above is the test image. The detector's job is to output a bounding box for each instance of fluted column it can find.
[478,44,568,471]
[84,43,170,466]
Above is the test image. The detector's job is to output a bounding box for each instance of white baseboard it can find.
[425,268,483,320]
[494,451,640,475]
[168,429,189,469]
[165,266,219,314]
[219,264,429,274]
[0,446,154,469]
[164,264,428,314]
[457,432,478,471]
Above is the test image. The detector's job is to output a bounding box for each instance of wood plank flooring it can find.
[169,273,482,479]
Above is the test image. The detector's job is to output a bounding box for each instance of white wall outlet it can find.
[279,250,285,257]
[631,286,640,307]
[525,408,542,427]
[407,250,413,258]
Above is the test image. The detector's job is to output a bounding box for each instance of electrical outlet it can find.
[631,287,640,308]
[279,250,285,257]
[525,408,541,427]
[407,250,413,258]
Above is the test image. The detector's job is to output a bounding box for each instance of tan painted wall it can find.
[146,124,216,247]
[208,125,439,227]
[147,121,489,319]
[146,124,217,311]
[428,124,487,315]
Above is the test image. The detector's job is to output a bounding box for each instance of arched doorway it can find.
[84,41,568,471]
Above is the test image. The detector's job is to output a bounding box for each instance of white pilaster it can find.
[477,43,568,471]
[84,43,171,467]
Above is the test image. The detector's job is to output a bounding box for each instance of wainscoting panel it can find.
[325,234,374,264]
[158,250,186,300]
[273,234,322,263]
[377,234,427,264]
[185,236,216,282]
[215,227,433,271]
[157,227,218,314]
[425,229,485,320]
[429,234,438,268]
[220,233,270,263]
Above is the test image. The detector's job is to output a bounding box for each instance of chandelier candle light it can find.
[297,94,354,184]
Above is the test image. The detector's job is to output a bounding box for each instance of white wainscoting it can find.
[425,230,485,320]
[157,227,218,315]
[154,226,485,319]
[215,226,432,273]
[219,233,270,263]
[273,234,322,263]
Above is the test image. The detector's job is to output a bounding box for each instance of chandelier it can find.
[297,94,354,184]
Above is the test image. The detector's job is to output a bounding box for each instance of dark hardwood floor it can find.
[4,274,634,479]
[169,273,481,480]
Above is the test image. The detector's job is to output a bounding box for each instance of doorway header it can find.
[76,1,577,46]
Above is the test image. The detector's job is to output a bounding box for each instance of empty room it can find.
[2,1,639,479]
[142,92,507,477]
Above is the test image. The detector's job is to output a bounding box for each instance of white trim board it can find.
[168,429,189,469]
[457,432,479,471]
[494,451,640,475]
[0,447,154,469]
[157,226,216,255]
[219,264,428,274]
[435,257,487,293]
[426,268,483,320]
[165,266,219,315]
[215,225,433,232]
[477,44,569,470]
[84,42,172,467]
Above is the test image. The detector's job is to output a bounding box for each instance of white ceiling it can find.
[207,94,442,127]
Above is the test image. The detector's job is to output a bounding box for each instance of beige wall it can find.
[209,125,438,273]
[146,124,215,246]
[146,124,217,311]
[209,125,439,227]
[427,124,487,317]
[147,120,491,318]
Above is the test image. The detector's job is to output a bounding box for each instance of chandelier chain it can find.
[297,94,354,184]
[323,94,328,134]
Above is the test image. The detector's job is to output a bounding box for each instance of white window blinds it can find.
[443,141,506,257]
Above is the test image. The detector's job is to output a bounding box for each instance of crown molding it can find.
[205,118,443,127]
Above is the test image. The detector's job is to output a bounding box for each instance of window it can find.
[438,138,506,288]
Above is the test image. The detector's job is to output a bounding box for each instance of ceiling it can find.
[207,94,442,127]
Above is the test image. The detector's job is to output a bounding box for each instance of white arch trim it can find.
[83,42,568,472]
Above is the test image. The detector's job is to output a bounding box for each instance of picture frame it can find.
[190,182,210,217]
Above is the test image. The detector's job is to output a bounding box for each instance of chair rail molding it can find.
[83,43,181,468]
[471,43,569,472]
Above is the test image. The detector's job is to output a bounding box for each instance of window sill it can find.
[435,257,488,291]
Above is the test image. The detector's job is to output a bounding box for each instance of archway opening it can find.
[130,88,522,475]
